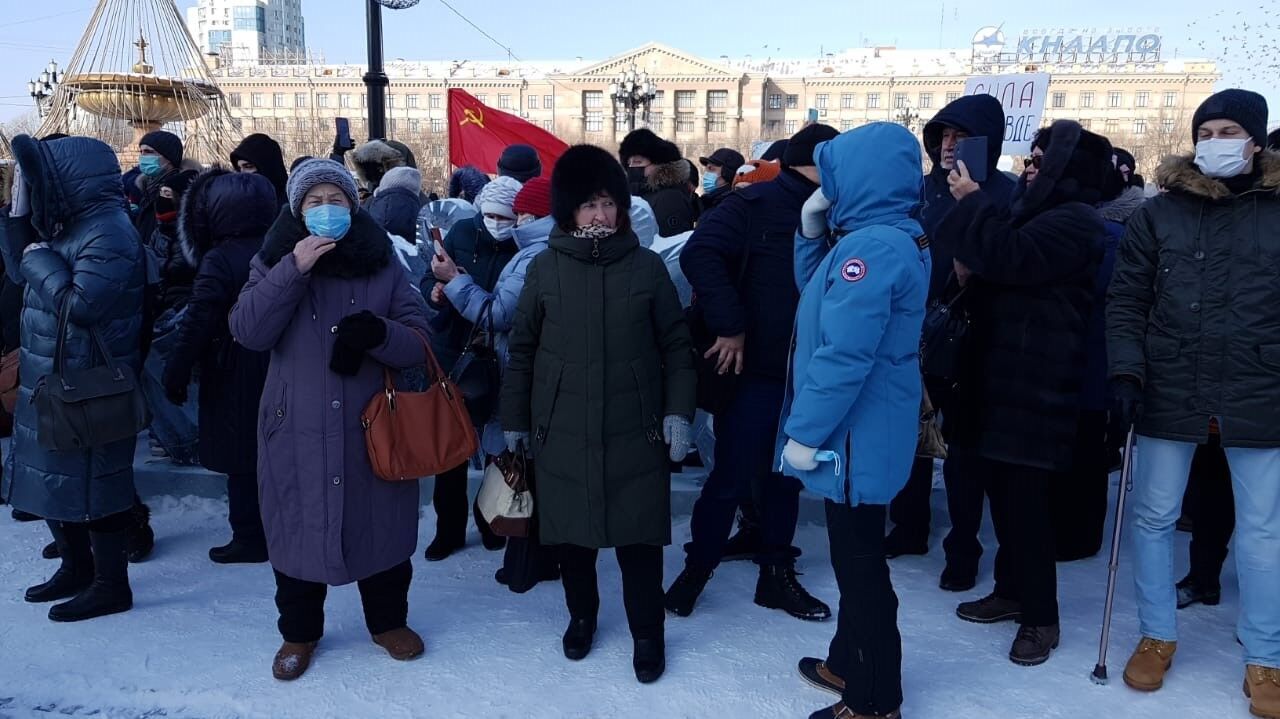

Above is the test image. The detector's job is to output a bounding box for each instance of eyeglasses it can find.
[1023,155,1043,169]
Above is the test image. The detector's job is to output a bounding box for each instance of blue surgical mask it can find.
[303,204,352,240]
[702,171,720,194]
[138,155,165,178]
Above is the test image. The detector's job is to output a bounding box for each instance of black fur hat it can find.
[1016,120,1114,218]
[551,144,632,231]
[1269,129,1280,151]
[618,128,681,166]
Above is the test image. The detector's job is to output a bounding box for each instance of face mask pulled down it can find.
[1194,138,1252,179]
[304,204,352,240]
[484,216,516,241]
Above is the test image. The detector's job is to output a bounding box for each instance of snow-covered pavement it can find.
[0,484,1249,718]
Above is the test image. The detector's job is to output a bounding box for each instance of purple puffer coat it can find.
[230,208,429,585]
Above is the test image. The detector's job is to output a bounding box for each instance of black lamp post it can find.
[28,59,61,118]
[364,0,419,141]
[895,103,920,133]
[610,64,657,132]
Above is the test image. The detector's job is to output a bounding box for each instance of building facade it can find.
[186,0,306,66]
[204,41,1219,187]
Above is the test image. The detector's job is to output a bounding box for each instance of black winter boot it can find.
[562,617,596,661]
[1009,623,1060,666]
[49,528,133,622]
[209,536,269,564]
[956,593,1022,624]
[663,565,713,618]
[720,521,763,562]
[11,507,40,522]
[1176,575,1222,609]
[633,635,665,684]
[26,522,93,603]
[42,541,60,559]
[126,501,155,563]
[754,564,831,621]
[474,501,506,551]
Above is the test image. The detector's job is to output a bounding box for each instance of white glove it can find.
[799,187,831,240]
[9,165,30,218]
[782,438,819,471]
[504,431,529,453]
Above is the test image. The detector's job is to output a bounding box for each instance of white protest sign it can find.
[963,73,1051,155]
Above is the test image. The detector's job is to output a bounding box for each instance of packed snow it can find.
[0,477,1250,718]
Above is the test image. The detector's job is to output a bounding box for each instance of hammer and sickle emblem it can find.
[460,107,485,128]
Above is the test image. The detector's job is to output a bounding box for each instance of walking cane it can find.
[1091,427,1137,685]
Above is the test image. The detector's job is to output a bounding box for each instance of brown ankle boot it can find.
[1245,665,1280,719]
[272,641,317,681]
[372,626,425,660]
[1123,637,1177,691]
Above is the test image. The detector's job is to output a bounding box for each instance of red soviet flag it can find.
[448,88,568,174]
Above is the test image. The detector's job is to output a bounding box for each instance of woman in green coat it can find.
[501,144,696,684]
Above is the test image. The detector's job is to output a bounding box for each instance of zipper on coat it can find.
[843,432,852,504]
[631,364,660,444]
[536,364,566,446]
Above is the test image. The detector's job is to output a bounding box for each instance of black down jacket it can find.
[1107,151,1280,447]
[0,135,146,521]
[164,168,277,475]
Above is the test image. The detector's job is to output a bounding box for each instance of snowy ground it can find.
[0,478,1252,719]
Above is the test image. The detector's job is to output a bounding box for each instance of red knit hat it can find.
[513,176,552,218]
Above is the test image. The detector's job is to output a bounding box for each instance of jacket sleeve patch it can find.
[840,258,867,283]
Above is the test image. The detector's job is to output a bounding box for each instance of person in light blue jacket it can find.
[776,123,929,719]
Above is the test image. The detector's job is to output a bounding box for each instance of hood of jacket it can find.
[513,215,555,251]
[229,133,288,201]
[1156,149,1280,201]
[351,140,406,188]
[1012,120,1113,221]
[11,134,124,240]
[179,166,279,266]
[1098,185,1147,224]
[259,205,391,278]
[644,158,691,192]
[547,225,639,265]
[367,185,421,241]
[816,122,923,237]
[922,95,1007,173]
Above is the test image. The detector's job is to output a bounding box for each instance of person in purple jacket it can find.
[229,159,431,681]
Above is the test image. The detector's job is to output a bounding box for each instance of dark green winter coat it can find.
[1107,150,1280,447]
[500,226,696,548]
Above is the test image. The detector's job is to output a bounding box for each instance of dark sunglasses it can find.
[1023,155,1043,169]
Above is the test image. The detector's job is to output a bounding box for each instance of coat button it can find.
[1190,302,1201,312]
[1194,250,1205,260]
[331,400,341,409]
[331,325,338,334]
[275,409,284,418]
[332,476,341,485]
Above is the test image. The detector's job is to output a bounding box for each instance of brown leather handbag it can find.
[915,383,947,460]
[362,332,478,481]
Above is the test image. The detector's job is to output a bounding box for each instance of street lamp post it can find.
[28,59,62,118]
[895,103,920,133]
[362,0,420,141]
[610,64,657,133]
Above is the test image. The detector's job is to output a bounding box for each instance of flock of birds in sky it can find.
[1187,3,1279,84]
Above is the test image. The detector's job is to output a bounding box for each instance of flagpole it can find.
[364,0,388,140]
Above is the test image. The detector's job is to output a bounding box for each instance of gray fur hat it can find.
[286,158,359,217]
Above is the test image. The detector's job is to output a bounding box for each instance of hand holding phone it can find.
[954,136,988,184]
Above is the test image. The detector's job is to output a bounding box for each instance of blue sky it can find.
[2,0,1276,128]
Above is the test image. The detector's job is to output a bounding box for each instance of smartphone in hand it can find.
[955,136,988,183]
[334,117,354,152]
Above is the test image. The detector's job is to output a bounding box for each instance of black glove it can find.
[330,340,364,377]
[336,310,387,350]
[161,367,189,406]
[1109,376,1144,429]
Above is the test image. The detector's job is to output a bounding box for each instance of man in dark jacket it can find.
[162,168,276,564]
[885,94,1018,588]
[230,133,289,205]
[937,120,1110,666]
[367,166,423,241]
[665,124,837,622]
[697,147,745,212]
[1108,90,1280,715]
[620,129,697,237]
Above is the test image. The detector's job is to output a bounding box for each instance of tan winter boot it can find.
[1244,665,1280,719]
[272,641,317,681]
[373,626,425,660]
[1123,638,1177,691]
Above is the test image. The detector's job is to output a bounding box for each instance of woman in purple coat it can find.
[229,159,431,681]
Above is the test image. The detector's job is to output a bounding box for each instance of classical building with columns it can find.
[204,39,1219,186]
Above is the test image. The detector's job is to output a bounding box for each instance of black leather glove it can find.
[330,340,364,377]
[336,310,387,350]
[161,363,189,406]
[1109,376,1144,429]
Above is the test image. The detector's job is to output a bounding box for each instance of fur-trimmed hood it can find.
[259,205,391,278]
[179,165,279,266]
[644,158,691,192]
[1012,120,1113,221]
[1155,150,1280,201]
[350,140,406,188]
[1099,185,1147,224]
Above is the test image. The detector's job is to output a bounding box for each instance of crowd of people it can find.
[0,86,1277,719]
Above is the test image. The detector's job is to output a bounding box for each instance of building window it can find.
[676,115,695,133]
[1161,118,1175,134]
[766,120,781,134]
[430,119,444,133]
[527,95,538,109]
[340,93,352,109]
[409,119,421,133]
[498,94,511,109]
[1105,119,1119,135]
[840,120,854,131]
[675,91,696,109]
[1081,92,1094,108]
[1133,119,1147,135]
[652,91,664,108]
[1164,91,1177,108]
[1136,91,1150,108]
[1108,91,1122,108]
[233,5,265,31]
[893,93,909,109]
[251,93,263,108]
[208,29,231,48]
[1052,92,1066,109]
[816,93,829,109]
[475,93,487,104]
[708,90,728,109]
[867,93,881,109]
[583,91,604,110]
[273,92,285,108]
[408,94,419,108]
[361,94,368,108]
[429,93,441,109]
[840,93,854,109]
[295,118,306,133]
[294,92,306,108]
[316,93,329,108]
[585,111,603,132]
[785,120,798,134]
[386,95,394,109]
[1080,119,1092,130]
[919,93,933,109]
[275,118,287,133]
[252,118,265,131]
[228,92,241,107]
[946,91,960,104]
[543,120,554,131]
[785,94,799,109]
[544,95,554,108]
[708,112,726,133]
[768,93,783,110]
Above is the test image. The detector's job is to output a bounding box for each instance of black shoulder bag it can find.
[448,300,501,428]
[919,273,970,390]
[685,231,757,415]
[35,296,150,451]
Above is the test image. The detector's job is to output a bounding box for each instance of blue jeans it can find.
[141,308,199,464]
[1130,435,1280,668]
